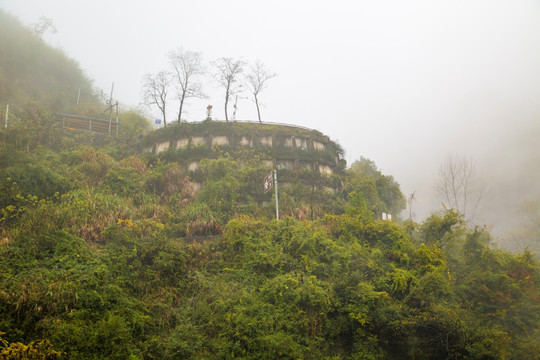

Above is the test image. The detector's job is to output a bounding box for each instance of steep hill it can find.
[0,10,97,116]
[1,118,538,358]
[0,143,538,358]
[0,9,538,358]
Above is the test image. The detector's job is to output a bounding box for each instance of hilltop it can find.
[0,10,98,116]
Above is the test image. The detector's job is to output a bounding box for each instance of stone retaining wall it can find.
[145,130,341,176]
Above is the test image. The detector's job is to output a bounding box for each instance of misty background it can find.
[1,0,539,246]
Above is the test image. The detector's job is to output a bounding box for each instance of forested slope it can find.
[1,155,539,359]
[0,9,539,360]
[0,119,538,359]
[0,10,98,119]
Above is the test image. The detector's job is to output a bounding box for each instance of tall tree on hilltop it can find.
[246,60,276,124]
[30,16,57,40]
[213,58,245,122]
[169,48,205,123]
[141,71,171,127]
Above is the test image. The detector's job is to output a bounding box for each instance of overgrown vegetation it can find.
[145,121,329,142]
[0,10,539,359]
[1,162,538,359]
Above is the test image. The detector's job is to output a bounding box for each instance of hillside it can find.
[0,137,539,358]
[0,10,98,118]
[0,111,539,359]
[0,10,539,359]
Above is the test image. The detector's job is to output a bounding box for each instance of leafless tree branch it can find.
[246,60,276,123]
[169,48,205,122]
[212,58,245,122]
[436,154,485,222]
[141,71,171,126]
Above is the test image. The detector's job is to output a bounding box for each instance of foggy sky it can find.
[2,0,539,238]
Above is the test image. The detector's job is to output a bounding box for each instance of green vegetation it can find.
[1,117,538,359]
[145,121,329,142]
[1,163,539,358]
[344,157,406,218]
[0,9,539,359]
[144,121,344,170]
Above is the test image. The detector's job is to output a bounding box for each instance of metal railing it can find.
[55,113,119,135]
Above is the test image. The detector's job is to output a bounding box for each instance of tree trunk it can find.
[177,94,185,123]
[160,103,167,127]
[255,95,262,123]
[224,92,229,122]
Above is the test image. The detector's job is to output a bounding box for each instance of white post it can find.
[274,170,279,220]
[115,101,119,137]
[4,104,8,128]
[108,82,114,134]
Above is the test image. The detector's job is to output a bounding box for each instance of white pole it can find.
[77,88,81,104]
[4,104,8,128]
[108,82,114,133]
[274,170,279,220]
[115,101,119,137]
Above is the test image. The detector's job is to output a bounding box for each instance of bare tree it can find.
[30,16,57,40]
[436,154,485,221]
[246,61,276,123]
[213,58,245,122]
[507,201,540,253]
[141,71,171,127]
[168,48,205,123]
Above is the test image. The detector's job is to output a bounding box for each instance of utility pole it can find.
[108,82,114,134]
[107,101,119,135]
[108,83,114,106]
[264,170,279,220]
[115,101,119,137]
[4,104,8,129]
[274,170,279,220]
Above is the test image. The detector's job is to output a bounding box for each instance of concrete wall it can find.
[146,131,338,176]
[313,141,326,151]
[191,136,205,146]
[156,141,170,154]
[176,138,189,149]
[212,136,228,146]
[240,136,252,147]
[319,165,333,176]
[295,137,307,149]
[277,160,295,170]
[259,136,273,147]
[148,134,331,153]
